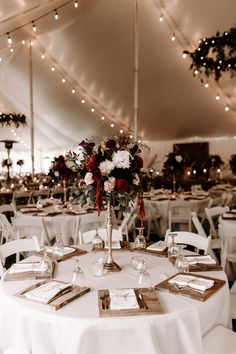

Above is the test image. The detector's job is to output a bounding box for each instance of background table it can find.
[0,245,230,354]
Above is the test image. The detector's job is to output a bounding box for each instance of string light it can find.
[41,53,45,59]
[110,123,115,128]
[182,53,187,59]
[71,88,76,94]
[91,107,95,112]
[32,21,37,32]
[51,66,55,71]
[21,40,25,45]
[7,33,12,44]
[61,78,66,83]
[101,116,105,120]
[81,99,85,104]
[171,33,176,42]
[54,10,59,20]
[74,0,79,8]
[216,95,220,100]
[204,83,209,88]
[225,106,229,112]
[159,14,163,22]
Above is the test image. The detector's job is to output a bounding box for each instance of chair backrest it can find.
[218,222,236,270]
[221,192,234,207]
[164,230,212,255]
[32,189,50,203]
[74,211,107,244]
[191,212,207,238]
[205,206,230,238]
[81,228,123,244]
[0,214,16,244]
[118,208,136,241]
[0,236,40,276]
[168,200,191,231]
[12,216,46,246]
[12,191,33,209]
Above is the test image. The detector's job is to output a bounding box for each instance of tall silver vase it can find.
[103,199,121,272]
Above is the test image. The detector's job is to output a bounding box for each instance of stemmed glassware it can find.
[92,229,104,252]
[167,233,179,258]
[175,245,189,273]
[71,257,85,289]
[39,247,53,273]
[52,233,64,256]
[134,226,146,249]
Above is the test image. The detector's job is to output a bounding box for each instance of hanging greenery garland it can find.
[183,27,236,81]
[0,113,27,128]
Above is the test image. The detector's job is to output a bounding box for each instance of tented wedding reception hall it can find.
[0,0,236,353]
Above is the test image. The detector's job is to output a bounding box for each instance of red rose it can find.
[117,179,129,193]
[86,155,97,171]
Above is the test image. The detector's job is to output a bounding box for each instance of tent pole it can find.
[29,40,35,177]
[133,0,139,141]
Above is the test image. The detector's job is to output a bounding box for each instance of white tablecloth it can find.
[0,246,230,354]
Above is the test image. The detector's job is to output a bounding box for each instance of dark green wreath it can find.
[0,113,27,128]
[183,27,236,81]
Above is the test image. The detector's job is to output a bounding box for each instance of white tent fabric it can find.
[0,0,235,171]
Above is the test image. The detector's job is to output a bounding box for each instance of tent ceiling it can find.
[0,0,235,152]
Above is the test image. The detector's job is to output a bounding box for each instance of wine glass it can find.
[167,233,179,258]
[39,247,53,273]
[52,233,64,256]
[175,245,189,273]
[134,227,146,249]
[92,229,104,252]
[138,270,153,291]
[36,196,43,210]
[71,257,85,289]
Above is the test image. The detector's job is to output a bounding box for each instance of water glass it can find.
[92,230,104,251]
[71,257,85,289]
[134,227,146,249]
[53,233,64,256]
[138,270,153,290]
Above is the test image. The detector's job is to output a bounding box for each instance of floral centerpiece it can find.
[162,152,187,178]
[66,133,145,216]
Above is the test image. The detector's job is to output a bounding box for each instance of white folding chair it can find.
[205,206,230,239]
[218,222,236,271]
[221,192,234,208]
[202,325,236,354]
[165,230,212,255]
[81,228,123,244]
[0,236,40,276]
[74,211,107,244]
[168,200,191,232]
[0,214,16,245]
[12,191,32,209]
[12,217,47,257]
[32,189,50,203]
[229,281,236,321]
[191,212,218,260]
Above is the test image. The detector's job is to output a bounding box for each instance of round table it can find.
[0,245,230,354]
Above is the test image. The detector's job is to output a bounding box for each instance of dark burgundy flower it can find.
[133,155,143,169]
[86,155,97,171]
[117,179,129,193]
[106,139,116,149]
[92,168,102,183]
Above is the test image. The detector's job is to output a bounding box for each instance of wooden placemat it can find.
[131,244,167,258]
[92,241,130,252]
[36,246,87,262]
[168,255,222,272]
[98,288,164,317]
[15,280,90,310]
[3,261,56,281]
[154,272,225,302]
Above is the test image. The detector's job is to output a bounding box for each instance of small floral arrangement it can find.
[207,155,224,169]
[162,152,187,177]
[66,133,146,215]
[16,159,24,167]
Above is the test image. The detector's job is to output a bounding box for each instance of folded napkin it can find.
[169,274,214,292]
[186,255,216,265]
[109,289,139,310]
[146,241,167,252]
[47,246,75,255]
[20,208,39,213]
[222,213,236,219]
[104,241,121,249]
[35,212,49,216]
[25,281,72,304]
[8,262,48,274]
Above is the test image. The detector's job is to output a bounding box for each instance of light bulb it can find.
[21,40,25,45]
[182,53,187,59]
[91,108,95,112]
[159,14,163,22]
[74,0,79,7]
[120,129,123,133]
[32,21,36,32]
[54,10,59,20]
[101,116,105,120]
[41,53,45,59]
[204,83,209,88]
[72,88,76,94]
[110,123,114,128]
[81,99,85,104]
[225,106,229,112]
[51,67,55,71]
[171,34,175,41]
[7,33,12,44]
[216,95,220,100]
[61,78,66,83]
